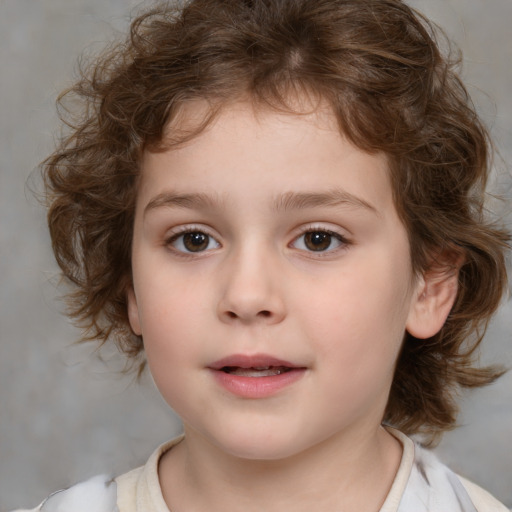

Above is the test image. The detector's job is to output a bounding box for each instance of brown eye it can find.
[291,229,346,253]
[183,232,209,252]
[169,231,219,253]
[304,231,333,251]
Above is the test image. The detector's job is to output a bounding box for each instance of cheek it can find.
[134,284,185,356]
[136,260,204,324]
[140,297,196,407]
[302,258,412,364]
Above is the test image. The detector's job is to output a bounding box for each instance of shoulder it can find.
[458,476,510,512]
[115,466,143,512]
[9,474,118,512]
[10,437,182,512]
[382,428,510,512]
[406,440,509,512]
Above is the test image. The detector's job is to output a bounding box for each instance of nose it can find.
[216,245,286,325]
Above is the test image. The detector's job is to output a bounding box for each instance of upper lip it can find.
[208,354,303,370]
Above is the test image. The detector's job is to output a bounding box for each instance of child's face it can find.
[128,101,424,460]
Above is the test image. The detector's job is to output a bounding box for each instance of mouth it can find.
[208,354,306,398]
[209,354,304,375]
[219,366,294,377]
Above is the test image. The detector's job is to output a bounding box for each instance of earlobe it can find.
[127,286,142,336]
[406,254,462,340]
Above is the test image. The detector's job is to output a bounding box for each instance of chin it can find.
[205,425,316,462]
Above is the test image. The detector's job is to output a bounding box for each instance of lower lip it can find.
[211,368,306,399]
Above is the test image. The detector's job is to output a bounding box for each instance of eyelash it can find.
[165,226,220,256]
[164,225,351,257]
[290,226,351,255]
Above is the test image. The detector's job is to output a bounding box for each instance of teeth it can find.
[234,368,282,377]
[223,366,289,377]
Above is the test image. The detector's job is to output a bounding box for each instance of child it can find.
[13,0,510,511]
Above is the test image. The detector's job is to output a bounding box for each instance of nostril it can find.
[223,309,274,321]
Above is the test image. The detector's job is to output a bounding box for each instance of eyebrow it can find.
[144,192,223,215]
[273,190,379,215]
[143,189,378,216]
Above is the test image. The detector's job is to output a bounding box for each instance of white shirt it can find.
[12,430,510,512]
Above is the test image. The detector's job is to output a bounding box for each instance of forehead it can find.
[138,99,394,216]
[154,92,335,147]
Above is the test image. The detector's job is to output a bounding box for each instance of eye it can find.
[168,230,220,253]
[292,229,347,253]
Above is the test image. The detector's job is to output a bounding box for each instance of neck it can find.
[159,425,402,512]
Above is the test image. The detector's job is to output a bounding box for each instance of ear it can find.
[406,252,463,339]
[126,285,142,336]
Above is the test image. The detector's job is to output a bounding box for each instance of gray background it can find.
[0,0,510,509]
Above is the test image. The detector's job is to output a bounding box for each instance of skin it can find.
[127,101,458,512]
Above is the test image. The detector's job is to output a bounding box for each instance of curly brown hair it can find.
[43,0,510,442]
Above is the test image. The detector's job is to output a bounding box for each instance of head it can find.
[44,0,510,443]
